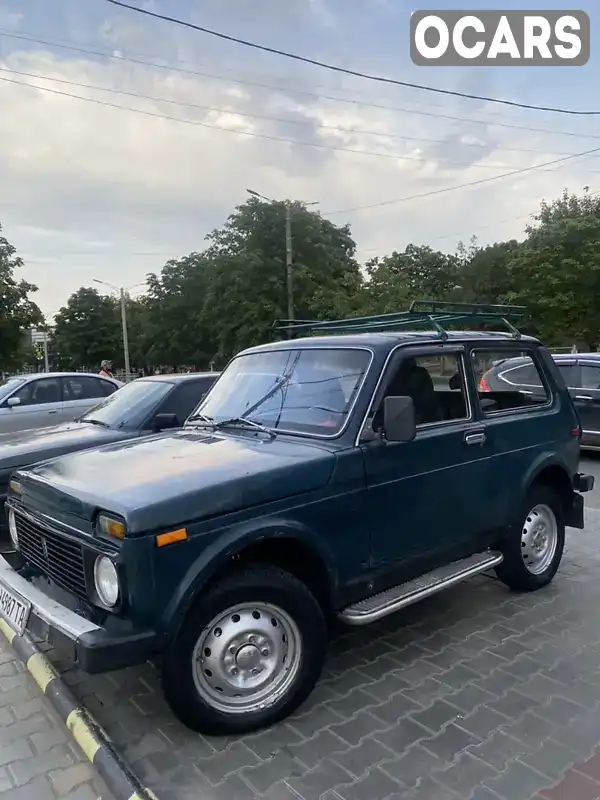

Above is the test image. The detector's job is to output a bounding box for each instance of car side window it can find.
[62,376,112,401]
[154,380,216,425]
[13,377,62,407]
[369,351,470,432]
[472,350,550,413]
[580,365,600,390]
[556,363,579,388]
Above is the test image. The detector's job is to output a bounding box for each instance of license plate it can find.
[0,581,31,635]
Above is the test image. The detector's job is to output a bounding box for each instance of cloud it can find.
[0,1,598,318]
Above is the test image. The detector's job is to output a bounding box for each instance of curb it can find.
[0,618,158,800]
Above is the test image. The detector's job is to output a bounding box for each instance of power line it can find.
[4,29,600,142]
[4,66,594,171]
[2,73,598,217]
[360,187,600,252]
[322,148,600,215]
[4,73,584,173]
[105,0,600,117]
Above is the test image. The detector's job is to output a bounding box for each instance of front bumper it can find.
[0,556,159,673]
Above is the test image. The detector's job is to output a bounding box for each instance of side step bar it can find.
[338,551,504,626]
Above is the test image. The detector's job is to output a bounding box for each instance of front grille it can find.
[14,512,88,599]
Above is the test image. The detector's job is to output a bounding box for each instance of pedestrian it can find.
[99,359,114,378]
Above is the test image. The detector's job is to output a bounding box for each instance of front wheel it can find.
[495,484,565,592]
[161,564,327,735]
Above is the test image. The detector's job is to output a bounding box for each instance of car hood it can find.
[0,422,134,474]
[15,429,336,533]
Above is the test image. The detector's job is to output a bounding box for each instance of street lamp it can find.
[246,189,318,326]
[93,279,144,382]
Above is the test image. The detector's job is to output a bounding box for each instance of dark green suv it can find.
[1,302,594,735]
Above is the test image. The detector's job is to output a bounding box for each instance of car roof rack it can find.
[273,300,525,341]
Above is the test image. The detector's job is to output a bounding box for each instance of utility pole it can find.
[43,330,49,372]
[94,279,143,382]
[247,189,318,337]
[120,288,131,383]
[284,202,294,329]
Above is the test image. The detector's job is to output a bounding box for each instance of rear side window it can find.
[62,376,114,401]
[581,364,600,390]
[472,350,550,413]
[556,363,579,387]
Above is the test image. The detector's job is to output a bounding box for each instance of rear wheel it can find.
[495,484,565,591]
[162,564,327,735]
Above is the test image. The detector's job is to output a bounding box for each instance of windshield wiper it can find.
[81,418,110,428]
[213,417,275,437]
[186,412,214,425]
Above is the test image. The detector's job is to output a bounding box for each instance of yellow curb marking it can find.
[0,619,15,643]
[26,651,58,693]
[66,708,102,762]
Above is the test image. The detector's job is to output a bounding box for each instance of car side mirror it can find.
[6,397,21,408]
[383,396,416,442]
[153,413,179,432]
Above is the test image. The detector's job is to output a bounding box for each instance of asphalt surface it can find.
[3,464,600,798]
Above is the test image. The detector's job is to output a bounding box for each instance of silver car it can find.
[0,373,122,434]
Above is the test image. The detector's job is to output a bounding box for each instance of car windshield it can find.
[190,347,371,436]
[0,377,26,402]
[79,379,172,429]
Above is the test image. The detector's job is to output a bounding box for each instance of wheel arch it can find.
[524,455,573,516]
[163,518,338,641]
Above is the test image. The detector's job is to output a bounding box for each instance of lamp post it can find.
[246,189,318,327]
[93,279,144,382]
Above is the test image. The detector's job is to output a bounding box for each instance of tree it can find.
[505,189,600,348]
[365,244,462,314]
[53,288,121,370]
[0,223,43,371]
[456,237,520,305]
[198,198,364,363]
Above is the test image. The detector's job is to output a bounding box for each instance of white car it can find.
[0,372,122,434]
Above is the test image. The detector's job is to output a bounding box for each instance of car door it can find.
[61,376,117,422]
[360,345,493,571]
[574,360,600,448]
[0,376,64,433]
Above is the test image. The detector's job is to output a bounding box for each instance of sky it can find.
[0,0,599,319]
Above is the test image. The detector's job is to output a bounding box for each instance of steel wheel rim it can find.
[192,602,302,715]
[521,503,558,575]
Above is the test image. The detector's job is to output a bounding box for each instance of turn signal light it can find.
[156,528,188,548]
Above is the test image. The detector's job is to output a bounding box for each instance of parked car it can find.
[1,302,593,736]
[0,373,122,434]
[480,352,600,450]
[0,372,219,546]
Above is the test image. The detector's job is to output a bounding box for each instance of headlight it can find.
[94,556,120,607]
[7,508,18,549]
[97,514,125,540]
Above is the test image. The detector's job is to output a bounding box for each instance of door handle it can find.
[575,395,593,401]
[465,432,486,445]
[47,410,58,414]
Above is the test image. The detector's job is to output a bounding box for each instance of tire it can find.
[495,484,565,592]
[161,564,327,735]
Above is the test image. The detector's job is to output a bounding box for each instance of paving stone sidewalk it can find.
[0,639,114,799]
[20,508,600,800]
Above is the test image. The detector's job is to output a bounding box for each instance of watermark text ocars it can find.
[410,10,590,66]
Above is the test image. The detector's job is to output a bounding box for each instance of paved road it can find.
[0,643,113,799]
[4,475,600,799]
[39,499,600,800]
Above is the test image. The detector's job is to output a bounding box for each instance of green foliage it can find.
[505,189,600,348]
[20,186,600,371]
[0,224,43,371]
[53,287,122,370]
